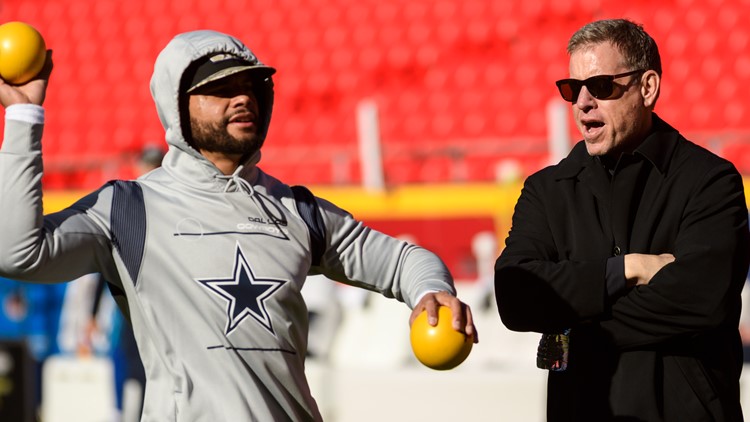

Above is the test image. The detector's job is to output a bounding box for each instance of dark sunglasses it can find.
[555,69,645,103]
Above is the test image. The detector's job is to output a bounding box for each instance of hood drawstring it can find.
[217,165,256,195]
[215,166,286,231]
[214,165,289,234]
[216,166,268,218]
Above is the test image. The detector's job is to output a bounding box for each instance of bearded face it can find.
[189,113,264,157]
[186,72,264,160]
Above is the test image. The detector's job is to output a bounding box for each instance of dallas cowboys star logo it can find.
[196,243,287,336]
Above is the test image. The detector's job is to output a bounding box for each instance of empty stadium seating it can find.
[1,0,749,188]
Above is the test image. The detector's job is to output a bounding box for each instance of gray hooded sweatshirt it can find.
[0,30,455,421]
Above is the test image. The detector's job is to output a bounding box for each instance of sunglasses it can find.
[555,69,645,103]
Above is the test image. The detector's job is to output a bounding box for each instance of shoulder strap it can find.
[291,185,326,267]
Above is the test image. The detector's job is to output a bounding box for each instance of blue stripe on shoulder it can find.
[291,185,326,266]
[110,180,146,286]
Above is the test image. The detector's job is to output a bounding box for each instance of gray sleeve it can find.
[0,119,113,283]
[314,197,456,309]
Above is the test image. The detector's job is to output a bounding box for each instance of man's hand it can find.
[409,290,478,343]
[0,50,52,107]
[624,253,675,287]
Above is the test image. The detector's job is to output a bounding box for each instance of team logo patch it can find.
[196,243,287,336]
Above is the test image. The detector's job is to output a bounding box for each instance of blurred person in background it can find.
[0,29,476,421]
[495,19,750,421]
[740,273,750,361]
[69,271,146,422]
[0,277,66,413]
[136,145,166,176]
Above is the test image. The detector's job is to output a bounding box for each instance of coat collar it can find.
[552,114,681,181]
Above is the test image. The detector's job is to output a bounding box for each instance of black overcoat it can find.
[495,115,750,421]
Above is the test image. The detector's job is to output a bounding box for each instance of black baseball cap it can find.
[186,53,276,93]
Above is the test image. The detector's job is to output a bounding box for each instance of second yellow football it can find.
[410,306,472,370]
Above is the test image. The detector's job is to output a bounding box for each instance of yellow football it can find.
[0,21,47,85]
[410,306,472,370]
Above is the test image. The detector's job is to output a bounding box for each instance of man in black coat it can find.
[495,18,750,421]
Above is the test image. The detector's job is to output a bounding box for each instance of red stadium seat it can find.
[1,0,749,188]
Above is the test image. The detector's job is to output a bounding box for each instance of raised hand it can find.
[0,50,53,107]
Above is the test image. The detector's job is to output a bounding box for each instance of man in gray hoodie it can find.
[0,30,477,421]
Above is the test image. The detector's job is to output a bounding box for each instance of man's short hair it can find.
[567,19,662,77]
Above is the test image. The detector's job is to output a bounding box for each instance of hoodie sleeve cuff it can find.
[414,289,457,308]
[5,104,45,124]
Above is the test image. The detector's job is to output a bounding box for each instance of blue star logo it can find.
[196,243,287,336]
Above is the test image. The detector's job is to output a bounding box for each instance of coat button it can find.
[613,246,621,256]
